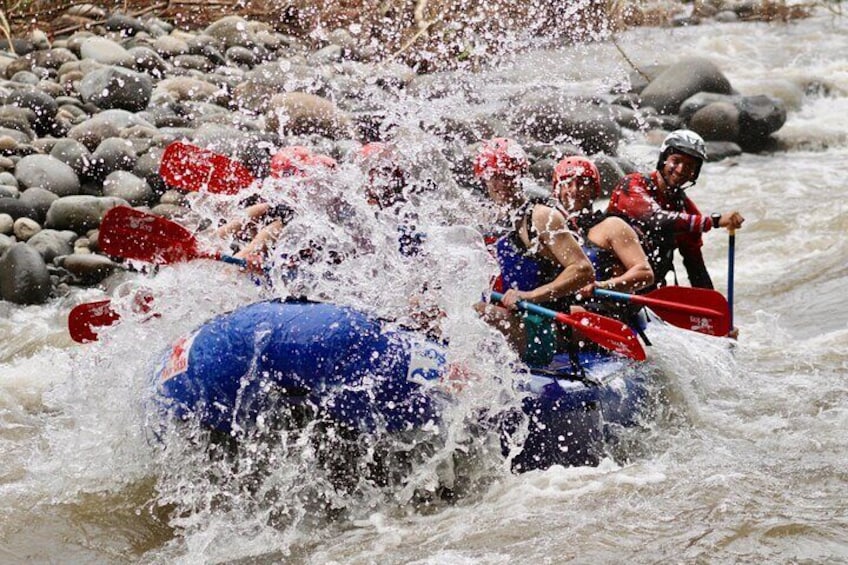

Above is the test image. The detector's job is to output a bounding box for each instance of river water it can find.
[2,8,847,564]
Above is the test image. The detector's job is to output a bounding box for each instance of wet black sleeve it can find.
[680,246,714,289]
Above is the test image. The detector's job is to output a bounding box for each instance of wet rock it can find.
[58,253,120,285]
[266,92,353,139]
[233,60,330,113]
[67,109,155,151]
[9,70,40,85]
[150,203,186,218]
[132,147,166,194]
[680,91,786,148]
[79,66,153,111]
[690,101,741,141]
[158,189,186,206]
[679,92,738,123]
[4,56,35,79]
[44,195,127,232]
[528,158,556,184]
[0,185,18,198]
[102,171,153,205]
[0,106,36,138]
[13,217,40,241]
[172,54,216,73]
[50,138,92,175]
[14,154,81,196]
[0,233,12,256]
[310,44,343,65]
[32,48,78,70]
[705,140,743,161]
[0,39,36,56]
[640,57,733,114]
[0,213,12,234]
[151,76,223,105]
[19,187,59,223]
[715,10,740,23]
[0,130,30,153]
[738,79,804,112]
[4,87,59,136]
[66,4,107,19]
[27,229,76,262]
[0,243,52,304]
[510,94,622,154]
[104,14,150,36]
[204,16,260,49]
[737,94,786,149]
[79,37,135,67]
[0,198,38,221]
[152,35,190,57]
[87,137,137,181]
[128,46,169,78]
[226,46,259,67]
[592,154,626,197]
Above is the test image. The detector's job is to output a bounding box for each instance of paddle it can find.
[73,207,256,343]
[159,141,255,195]
[68,292,159,344]
[728,228,736,334]
[99,206,248,268]
[74,207,266,343]
[490,291,646,361]
[594,286,730,337]
[69,299,119,343]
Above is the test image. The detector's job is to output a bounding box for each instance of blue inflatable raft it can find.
[152,300,654,471]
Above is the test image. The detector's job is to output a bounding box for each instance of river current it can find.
[1,9,847,564]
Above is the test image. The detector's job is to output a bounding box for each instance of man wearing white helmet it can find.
[607,129,744,289]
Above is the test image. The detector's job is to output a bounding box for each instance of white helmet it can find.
[657,129,707,181]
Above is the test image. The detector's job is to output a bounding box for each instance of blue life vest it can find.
[491,202,562,295]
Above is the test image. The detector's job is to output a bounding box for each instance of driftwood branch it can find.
[610,33,648,82]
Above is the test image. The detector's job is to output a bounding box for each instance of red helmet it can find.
[270,146,337,178]
[473,138,529,180]
[358,141,390,161]
[552,156,601,200]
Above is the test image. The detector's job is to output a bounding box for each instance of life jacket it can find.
[608,173,677,286]
[487,200,569,310]
[562,208,648,330]
[564,210,620,281]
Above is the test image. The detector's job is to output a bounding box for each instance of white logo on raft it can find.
[406,342,445,384]
[158,330,198,383]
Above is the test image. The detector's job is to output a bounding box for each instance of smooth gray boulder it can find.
[79,66,153,111]
[14,154,81,196]
[59,253,121,285]
[510,93,622,154]
[0,243,51,304]
[640,57,733,115]
[27,229,76,262]
[44,195,128,232]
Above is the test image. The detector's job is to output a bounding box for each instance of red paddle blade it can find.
[556,311,646,361]
[646,286,731,337]
[160,141,255,195]
[99,207,200,265]
[69,300,120,343]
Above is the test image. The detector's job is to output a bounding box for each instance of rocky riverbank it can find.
[0,1,806,305]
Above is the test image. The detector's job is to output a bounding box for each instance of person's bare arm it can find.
[593,217,653,292]
[500,206,594,308]
[215,203,271,238]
